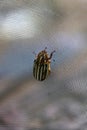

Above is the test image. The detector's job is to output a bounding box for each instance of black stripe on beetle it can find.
[33,48,55,81]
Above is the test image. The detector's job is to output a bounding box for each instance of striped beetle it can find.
[33,47,55,81]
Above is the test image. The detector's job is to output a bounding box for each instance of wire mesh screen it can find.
[0,0,87,130]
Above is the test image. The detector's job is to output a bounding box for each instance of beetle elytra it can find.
[33,47,55,81]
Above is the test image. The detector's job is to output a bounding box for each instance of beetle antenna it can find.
[44,47,47,50]
[33,51,37,58]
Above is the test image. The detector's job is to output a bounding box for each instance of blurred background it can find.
[0,0,87,130]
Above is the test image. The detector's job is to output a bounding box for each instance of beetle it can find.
[33,47,55,81]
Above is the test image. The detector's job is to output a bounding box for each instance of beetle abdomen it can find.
[33,62,49,81]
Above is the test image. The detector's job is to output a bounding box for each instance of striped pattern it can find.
[33,49,55,81]
[33,60,49,81]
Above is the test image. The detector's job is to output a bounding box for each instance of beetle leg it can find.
[49,50,55,59]
[48,64,51,73]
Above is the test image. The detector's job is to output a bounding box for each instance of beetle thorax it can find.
[37,50,49,64]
